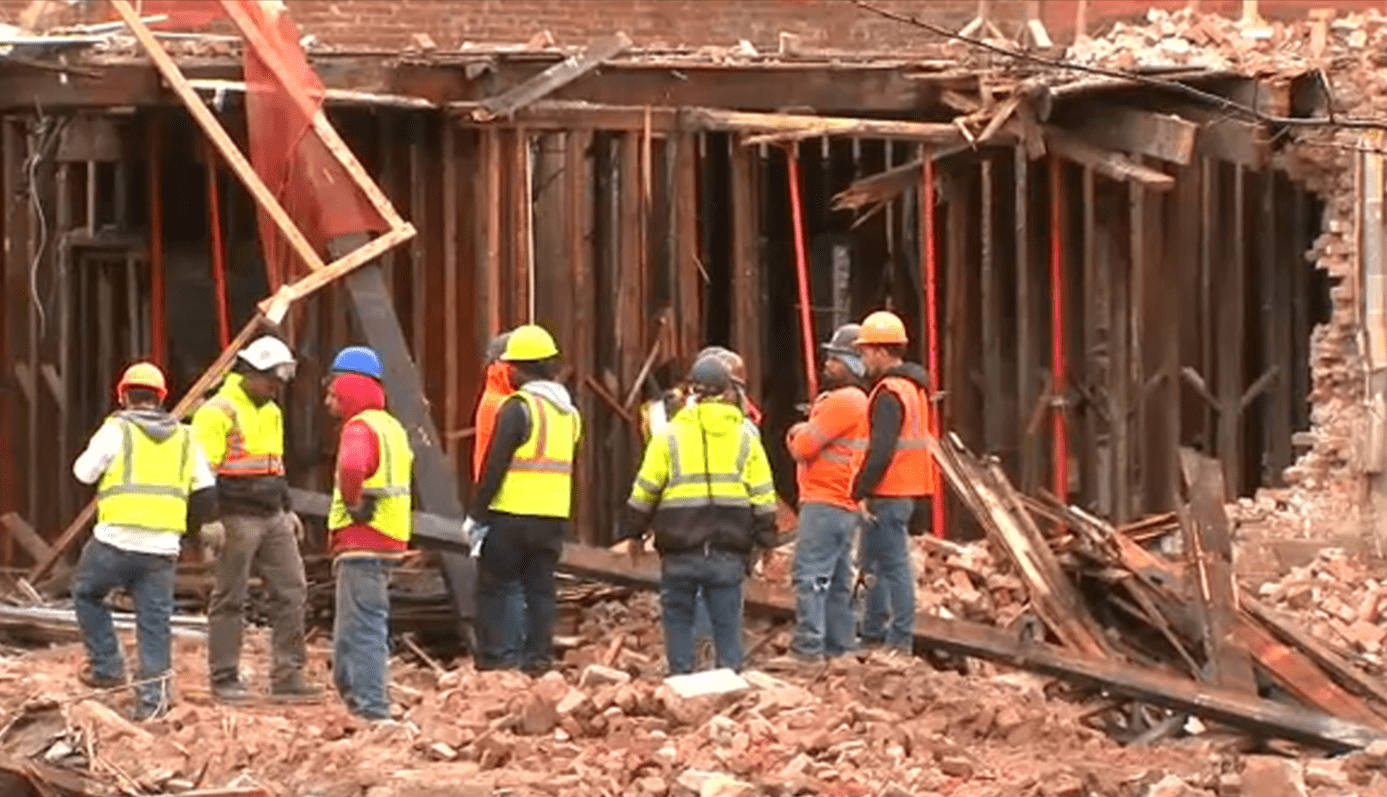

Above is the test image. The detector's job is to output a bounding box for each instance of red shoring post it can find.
[1050,157,1068,504]
[207,148,231,350]
[785,143,819,399]
[148,113,166,368]
[922,154,944,539]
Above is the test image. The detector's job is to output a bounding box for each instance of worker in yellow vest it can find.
[464,324,582,675]
[72,362,218,721]
[193,335,318,703]
[324,345,413,721]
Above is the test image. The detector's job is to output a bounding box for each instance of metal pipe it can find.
[148,114,165,367]
[922,152,944,538]
[1050,157,1069,502]
[206,149,230,350]
[785,143,819,398]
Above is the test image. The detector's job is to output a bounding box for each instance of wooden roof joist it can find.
[450,100,967,145]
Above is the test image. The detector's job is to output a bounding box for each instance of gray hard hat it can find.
[821,323,865,378]
[485,332,512,364]
[687,354,732,396]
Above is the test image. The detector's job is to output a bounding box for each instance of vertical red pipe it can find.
[922,154,944,538]
[207,152,231,350]
[786,144,819,398]
[148,114,165,368]
[1050,157,1068,502]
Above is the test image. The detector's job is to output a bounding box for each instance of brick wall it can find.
[7,0,1384,53]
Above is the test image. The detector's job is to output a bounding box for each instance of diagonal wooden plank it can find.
[474,32,633,121]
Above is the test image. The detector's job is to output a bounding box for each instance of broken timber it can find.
[1044,127,1175,190]
[1061,105,1198,165]
[473,32,633,122]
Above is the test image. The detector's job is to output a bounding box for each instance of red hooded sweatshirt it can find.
[332,373,408,555]
[472,362,514,482]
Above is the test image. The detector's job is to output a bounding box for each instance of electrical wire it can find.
[852,0,1387,133]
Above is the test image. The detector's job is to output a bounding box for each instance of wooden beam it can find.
[481,128,503,339]
[1265,173,1292,480]
[674,133,701,365]
[1111,178,1132,522]
[1081,167,1100,510]
[257,224,418,323]
[1045,128,1175,190]
[1244,595,1387,713]
[566,129,596,542]
[473,32,633,121]
[1063,105,1198,165]
[443,122,459,472]
[981,156,1003,455]
[109,0,325,274]
[1016,145,1037,489]
[0,512,52,565]
[1179,448,1258,693]
[831,145,975,211]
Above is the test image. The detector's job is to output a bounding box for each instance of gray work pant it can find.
[208,512,308,687]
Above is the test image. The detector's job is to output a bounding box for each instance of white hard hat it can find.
[238,336,296,380]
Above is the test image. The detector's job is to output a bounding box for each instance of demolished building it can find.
[0,0,1386,794]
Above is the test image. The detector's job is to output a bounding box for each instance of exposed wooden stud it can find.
[443,121,459,471]
[1218,165,1246,498]
[944,163,969,444]
[1200,160,1216,456]
[378,113,397,290]
[1015,145,1036,487]
[1290,186,1310,431]
[1129,164,1148,514]
[24,120,39,530]
[981,156,1003,455]
[618,131,645,403]
[1112,179,1133,523]
[2,119,27,559]
[1265,172,1292,482]
[513,129,534,324]
[409,130,427,361]
[731,138,762,406]
[55,162,71,521]
[566,129,595,542]
[675,133,700,364]
[483,128,502,338]
[1081,167,1100,509]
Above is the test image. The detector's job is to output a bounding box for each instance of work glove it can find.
[346,496,378,525]
[285,511,306,543]
[199,521,227,560]
[462,516,490,559]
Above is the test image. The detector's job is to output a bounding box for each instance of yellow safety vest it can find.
[328,409,414,542]
[627,401,776,516]
[96,417,196,534]
[489,391,581,519]
[192,373,285,477]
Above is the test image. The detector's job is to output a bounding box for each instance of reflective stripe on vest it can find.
[627,403,775,516]
[96,419,195,534]
[868,376,936,497]
[489,391,580,519]
[206,395,285,477]
[328,409,414,542]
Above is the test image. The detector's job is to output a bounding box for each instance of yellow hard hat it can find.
[501,324,559,362]
[858,310,909,346]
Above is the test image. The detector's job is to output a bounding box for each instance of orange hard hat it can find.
[117,362,168,399]
[857,310,909,346]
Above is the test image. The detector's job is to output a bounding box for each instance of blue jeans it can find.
[73,539,176,718]
[858,497,916,650]
[476,518,560,673]
[791,503,858,658]
[333,557,393,720]
[661,550,746,674]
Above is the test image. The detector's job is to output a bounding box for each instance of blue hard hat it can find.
[330,346,382,380]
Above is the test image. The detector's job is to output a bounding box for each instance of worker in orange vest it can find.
[781,323,869,665]
[472,331,514,482]
[851,310,933,654]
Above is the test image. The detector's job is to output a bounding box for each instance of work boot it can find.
[211,678,252,704]
[270,674,325,704]
[78,666,125,690]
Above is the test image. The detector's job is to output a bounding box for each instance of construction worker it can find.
[642,346,761,441]
[472,331,514,482]
[782,324,869,663]
[193,335,318,703]
[71,362,218,721]
[469,330,524,670]
[852,310,933,654]
[622,355,778,674]
[465,324,582,675]
[324,345,413,721]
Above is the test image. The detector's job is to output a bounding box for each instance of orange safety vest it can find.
[867,376,934,498]
[790,386,868,511]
